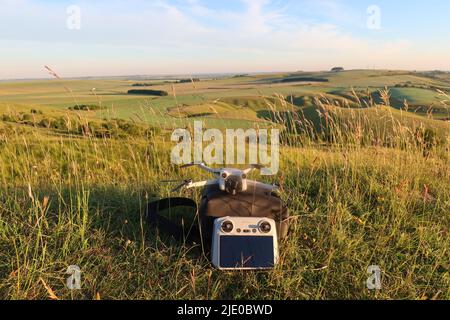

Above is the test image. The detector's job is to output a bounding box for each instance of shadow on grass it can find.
[23,184,204,258]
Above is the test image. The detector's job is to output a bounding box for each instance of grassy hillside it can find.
[1,70,449,127]
[0,70,449,300]
[0,119,448,300]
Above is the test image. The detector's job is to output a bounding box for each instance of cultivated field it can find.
[0,70,449,299]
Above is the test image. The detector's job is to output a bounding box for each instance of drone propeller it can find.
[179,163,197,169]
[161,179,183,183]
[171,179,193,192]
[180,162,220,175]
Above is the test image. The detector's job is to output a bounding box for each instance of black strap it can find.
[146,198,201,245]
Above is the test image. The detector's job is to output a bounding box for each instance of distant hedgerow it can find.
[127,89,168,96]
[131,83,155,87]
[69,104,105,111]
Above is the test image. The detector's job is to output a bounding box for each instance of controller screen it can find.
[219,236,274,268]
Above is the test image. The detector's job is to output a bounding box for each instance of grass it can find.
[0,119,448,300]
[0,71,449,300]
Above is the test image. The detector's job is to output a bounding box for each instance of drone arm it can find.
[243,164,265,174]
[198,163,220,175]
[247,180,279,193]
[243,167,254,174]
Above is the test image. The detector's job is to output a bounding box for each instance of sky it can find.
[0,0,449,79]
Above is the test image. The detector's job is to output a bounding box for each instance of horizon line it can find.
[1,68,449,82]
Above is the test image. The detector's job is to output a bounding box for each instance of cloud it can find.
[0,0,387,50]
[0,0,447,78]
[299,0,357,22]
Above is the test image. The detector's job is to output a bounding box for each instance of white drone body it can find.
[172,163,278,195]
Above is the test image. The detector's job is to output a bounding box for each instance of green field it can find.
[1,70,449,126]
[0,70,449,300]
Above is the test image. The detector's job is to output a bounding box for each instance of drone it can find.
[168,163,279,195]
